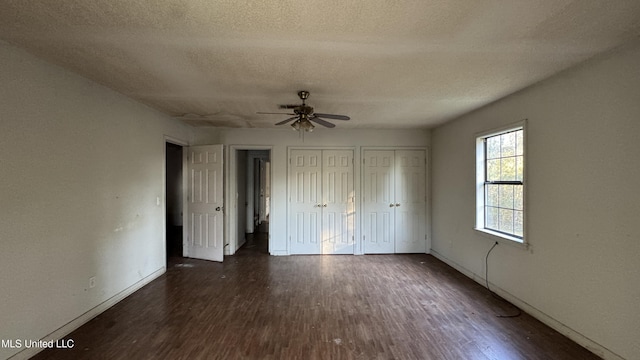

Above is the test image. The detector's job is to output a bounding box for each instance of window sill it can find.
[474,228,529,250]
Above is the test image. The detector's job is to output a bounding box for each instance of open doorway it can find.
[165,142,183,262]
[234,149,271,254]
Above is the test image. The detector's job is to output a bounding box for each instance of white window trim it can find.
[475,120,528,249]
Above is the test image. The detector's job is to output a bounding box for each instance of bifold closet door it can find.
[363,149,426,254]
[289,149,354,255]
[362,150,396,253]
[289,150,322,254]
[394,150,426,253]
[322,150,354,255]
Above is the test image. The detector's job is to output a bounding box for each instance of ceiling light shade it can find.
[290,117,315,132]
[300,119,315,132]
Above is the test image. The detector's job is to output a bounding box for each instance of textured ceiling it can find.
[1,1,640,129]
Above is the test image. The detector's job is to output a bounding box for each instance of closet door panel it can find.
[363,150,396,254]
[289,150,322,254]
[322,150,354,254]
[395,150,427,253]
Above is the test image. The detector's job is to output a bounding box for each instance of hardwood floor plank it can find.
[31,239,600,360]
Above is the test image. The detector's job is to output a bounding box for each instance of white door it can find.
[322,150,354,254]
[264,161,271,219]
[363,149,427,254]
[259,159,268,223]
[184,145,224,262]
[363,150,396,254]
[289,150,322,254]
[395,150,427,253]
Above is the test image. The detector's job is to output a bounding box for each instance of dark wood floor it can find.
[32,233,599,360]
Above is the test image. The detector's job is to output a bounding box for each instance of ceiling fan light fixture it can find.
[302,120,315,132]
[259,91,350,134]
[291,118,315,132]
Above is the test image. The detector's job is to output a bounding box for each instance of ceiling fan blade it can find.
[257,112,296,115]
[308,116,336,128]
[314,113,350,121]
[275,116,298,125]
[278,105,299,109]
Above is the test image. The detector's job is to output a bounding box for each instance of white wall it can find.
[430,39,640,360]
[0,42,192,359]
[196,128,430,255]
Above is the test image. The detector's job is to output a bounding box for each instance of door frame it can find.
[227,145,273,255]
[163,135,189,266]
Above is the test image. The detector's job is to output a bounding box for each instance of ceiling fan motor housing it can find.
[293,91,313,115]
[295,105,314,115]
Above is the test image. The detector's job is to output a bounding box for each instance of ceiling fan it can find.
[257,91,350,132]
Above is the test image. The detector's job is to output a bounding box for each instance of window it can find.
[476,123,525,243]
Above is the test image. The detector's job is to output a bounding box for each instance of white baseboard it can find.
[429,250,623,360]
[270,250,288,256]
[8,267,166,360]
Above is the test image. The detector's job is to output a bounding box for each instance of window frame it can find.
[475,120,527,247]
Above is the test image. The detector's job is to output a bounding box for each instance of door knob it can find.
[215,206,221,211]
[395,203,401,207]
[389,204,395,207]
[323,204,327,207]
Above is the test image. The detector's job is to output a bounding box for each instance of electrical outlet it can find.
[89,276,96,289]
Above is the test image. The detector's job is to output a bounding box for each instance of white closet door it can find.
[289,150,322,254]
[322,150,354,254]
[395,150,427,253]
[363,150,396,254]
